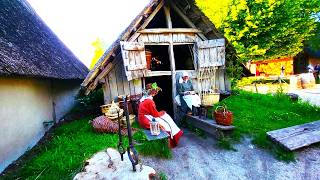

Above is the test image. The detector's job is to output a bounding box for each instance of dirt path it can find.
[142,131,320,180]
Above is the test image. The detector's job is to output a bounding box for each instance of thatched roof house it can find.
[82,0,230,120]
[0,0,88,172]
[0,0,88,79]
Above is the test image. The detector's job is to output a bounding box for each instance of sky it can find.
[27,0,150,67]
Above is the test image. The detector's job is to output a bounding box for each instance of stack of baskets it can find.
[100,101,135,127]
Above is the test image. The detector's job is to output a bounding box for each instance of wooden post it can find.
[164,5,178,121]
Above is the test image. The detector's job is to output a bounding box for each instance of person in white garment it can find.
[138,83,183,148]
[176,71,201,114]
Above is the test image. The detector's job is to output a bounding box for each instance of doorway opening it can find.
[145,75,173,117]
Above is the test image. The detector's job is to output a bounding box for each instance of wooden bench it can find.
[185,115,235,139]
[267,120,320,151]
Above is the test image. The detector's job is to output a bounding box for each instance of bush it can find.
[64,88,104,121]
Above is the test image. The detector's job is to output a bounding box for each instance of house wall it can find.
[0,77,80,172]
[52,79,81,121]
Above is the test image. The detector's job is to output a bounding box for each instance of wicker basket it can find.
[100,103,124,121]
[201,93,220,106]
[120,114,136,128]
[213,106,233,126]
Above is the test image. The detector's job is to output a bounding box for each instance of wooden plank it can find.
[139,28,201,34]
[122,42,145,51]
[108,68,118,101]
[197,39,225,48]
[218,68,225,91]
[128,0,165,42]
[115,64,125,96]
[133,79,143,94]
[267,120,320,151]
[128,80,135,95]
[102,77,111,104]
[186,115,235,131]
[146,71,172,77]
[120,61,130,95]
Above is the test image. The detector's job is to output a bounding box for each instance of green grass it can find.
[216,90,320,161]
[1,118,171,179]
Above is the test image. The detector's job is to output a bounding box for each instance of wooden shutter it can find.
[196,39,225,68]
[120,41,148,81]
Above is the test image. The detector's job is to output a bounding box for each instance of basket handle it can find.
[215,105,227,116]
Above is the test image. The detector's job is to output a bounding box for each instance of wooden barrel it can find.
[145,50,152,70]
[290,75,302,89]
[300,73,316,89]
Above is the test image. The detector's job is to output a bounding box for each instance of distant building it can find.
[247,48,320,77]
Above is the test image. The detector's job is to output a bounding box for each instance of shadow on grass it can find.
[1,117,171,179]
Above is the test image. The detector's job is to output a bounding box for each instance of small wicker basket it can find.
[213,105,233,126]
[201,93,220,106]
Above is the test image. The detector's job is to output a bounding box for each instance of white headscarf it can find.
[179,71,189,83]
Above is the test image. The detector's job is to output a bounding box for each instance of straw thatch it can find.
[0,0,88,80]
[82,0,226,92]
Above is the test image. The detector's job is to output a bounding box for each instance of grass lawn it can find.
[1,117,171,179]
[216,90,320,160]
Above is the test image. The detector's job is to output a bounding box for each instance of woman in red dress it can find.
[138,83,183,148]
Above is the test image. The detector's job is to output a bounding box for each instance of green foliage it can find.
[218,91,320,161]
[133,129,172,159]
[76,88,104,109]
[158,171,168,180]
[89,38,107,70]
[2,118,171,179]
[196,0,320,62]
[216,137,237,151]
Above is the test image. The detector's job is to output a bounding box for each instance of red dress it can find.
[138,97,183,148]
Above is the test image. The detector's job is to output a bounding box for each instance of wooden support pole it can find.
[164,5,179,121]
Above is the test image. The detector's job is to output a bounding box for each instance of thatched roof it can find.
[0,0,88,80]
[82,0,225,92]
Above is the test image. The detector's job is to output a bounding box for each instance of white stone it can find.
[73,148,156,180]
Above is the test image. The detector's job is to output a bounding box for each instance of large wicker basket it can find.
[201,93,220,106]
[100,103,124,121]
[213,106,233,126]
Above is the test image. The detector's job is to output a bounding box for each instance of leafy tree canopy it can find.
[89,38,107,69]
[196,0,320,62]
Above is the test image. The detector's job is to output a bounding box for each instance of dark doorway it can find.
[145,76,173,117]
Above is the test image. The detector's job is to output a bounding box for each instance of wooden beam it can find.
[128,0,165,42]
[145,71,172,77]
[138,28,201,34]
[164,5,179,121]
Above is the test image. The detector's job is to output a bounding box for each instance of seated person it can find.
[138,83,183,148]
[177,71,201,113]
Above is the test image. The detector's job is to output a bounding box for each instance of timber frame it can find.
[82,0,231,121]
